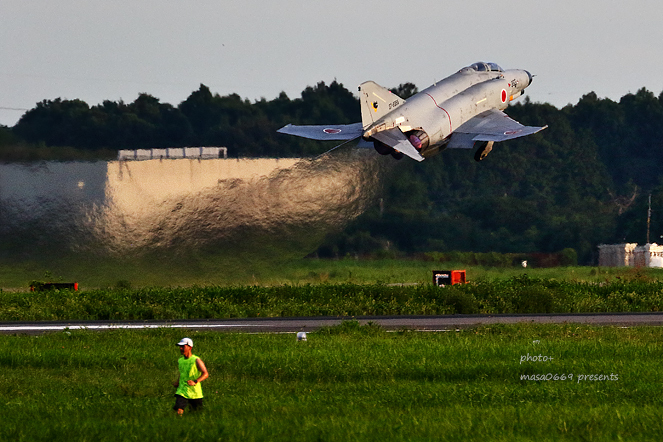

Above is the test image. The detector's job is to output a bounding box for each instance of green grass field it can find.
[2,254,661,290]
[3,257,663,440]
[3,323,663,441]
[3,275,663,321]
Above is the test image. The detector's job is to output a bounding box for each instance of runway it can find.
[3,312,663,334]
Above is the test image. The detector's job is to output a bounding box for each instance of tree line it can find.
[7,82,359,157]
[4,83,663,264]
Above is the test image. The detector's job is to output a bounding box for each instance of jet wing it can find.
[447,109,547,149]
[277,123,364,141]
[371,128,425,162]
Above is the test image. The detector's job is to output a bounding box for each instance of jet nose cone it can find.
[525,70,533,86]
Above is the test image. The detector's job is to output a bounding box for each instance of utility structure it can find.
[647,194,652,245]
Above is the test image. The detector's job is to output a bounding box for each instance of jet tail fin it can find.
[359,81,405,128]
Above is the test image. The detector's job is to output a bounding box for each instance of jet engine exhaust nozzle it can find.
[408,130,430,150]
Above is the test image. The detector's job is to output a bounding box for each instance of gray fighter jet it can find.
[277,62,546,162]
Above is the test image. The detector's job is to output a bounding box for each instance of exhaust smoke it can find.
[1,151,388,262]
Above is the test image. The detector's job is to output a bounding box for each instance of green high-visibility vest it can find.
[176,355,203,399]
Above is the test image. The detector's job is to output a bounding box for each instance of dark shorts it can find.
[173,394,204,411]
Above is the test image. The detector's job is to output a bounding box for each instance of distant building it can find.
[598,243,663,267]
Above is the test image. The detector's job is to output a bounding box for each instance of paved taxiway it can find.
[3,312,663,334]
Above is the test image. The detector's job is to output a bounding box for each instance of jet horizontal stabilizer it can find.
[371,128,425,162]
[277,123,364,141]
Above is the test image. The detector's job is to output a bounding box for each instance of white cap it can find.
[177,338,193,347]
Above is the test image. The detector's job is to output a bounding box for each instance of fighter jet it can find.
[277,62,546,162]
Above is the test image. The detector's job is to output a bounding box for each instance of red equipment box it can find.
[432,270,466,287]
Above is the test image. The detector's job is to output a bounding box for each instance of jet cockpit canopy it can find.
[465,62,503,73]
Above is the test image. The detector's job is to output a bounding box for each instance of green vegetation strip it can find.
[3,323,662,441]
[3,276,663,321]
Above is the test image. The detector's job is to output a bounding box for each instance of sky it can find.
[2,0,663,127]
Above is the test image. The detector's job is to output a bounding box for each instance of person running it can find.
[172,337,209,415]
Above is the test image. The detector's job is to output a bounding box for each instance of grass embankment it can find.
[2,276,663,321]
[3,323,662,441]
[1,254,659,289]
